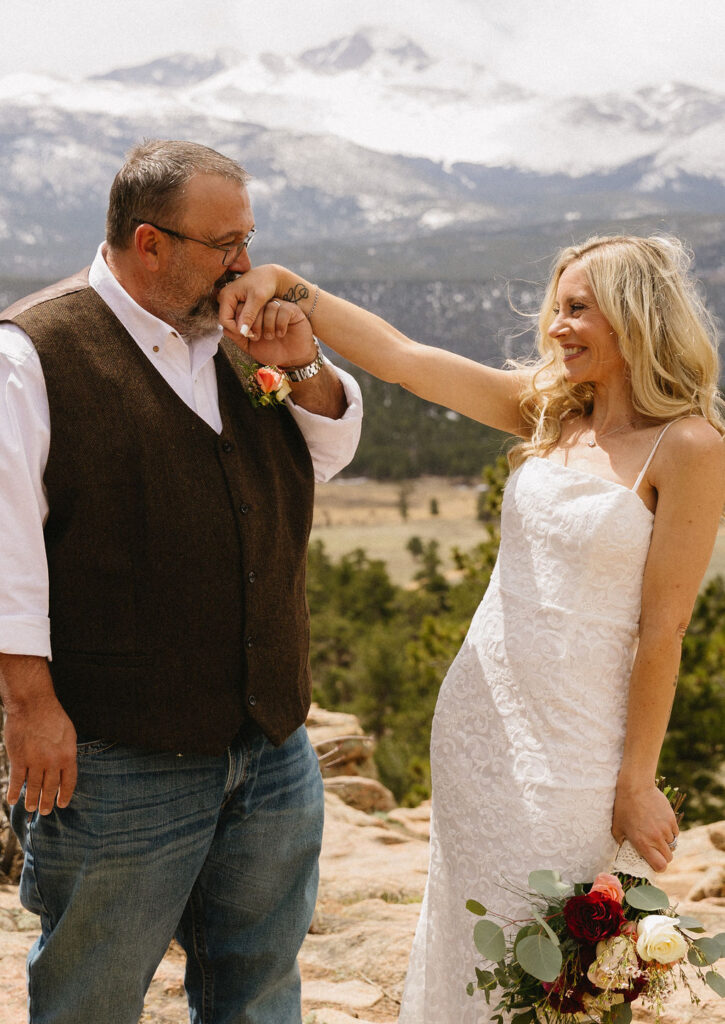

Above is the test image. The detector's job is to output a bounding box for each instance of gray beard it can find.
[147,270,238,342]
[171,295,221,342]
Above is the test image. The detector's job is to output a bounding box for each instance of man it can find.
[0,139,362,1024]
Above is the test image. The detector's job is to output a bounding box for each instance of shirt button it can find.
[239,503,250,515]
[247,571,257,583]
[248,694,257,707]
[221,440,234,452]
[245,636,254,649]
[153,345,160,353]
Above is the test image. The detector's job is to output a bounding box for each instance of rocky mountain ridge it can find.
[1,27,723,276]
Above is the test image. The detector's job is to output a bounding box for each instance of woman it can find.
[218,235,725,1023]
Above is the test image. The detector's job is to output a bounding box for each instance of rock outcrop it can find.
[0,708,723,1024]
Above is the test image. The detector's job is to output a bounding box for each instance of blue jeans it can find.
[11,723,324,1024]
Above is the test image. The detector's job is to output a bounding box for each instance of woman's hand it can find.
[218,265,311,343]
[612,779,680,873]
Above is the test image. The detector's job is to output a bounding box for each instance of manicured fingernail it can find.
[240,324,249,337]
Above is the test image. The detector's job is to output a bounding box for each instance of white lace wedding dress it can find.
[398,442,667,1024]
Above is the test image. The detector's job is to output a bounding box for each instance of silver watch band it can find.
[285,340,323,383]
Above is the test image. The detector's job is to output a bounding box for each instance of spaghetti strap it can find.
[631,421,678,493]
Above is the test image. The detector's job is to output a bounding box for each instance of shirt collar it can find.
[88,243,224,363]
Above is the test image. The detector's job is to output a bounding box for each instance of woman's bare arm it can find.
[611,418,725,871]
[218,265,528,436]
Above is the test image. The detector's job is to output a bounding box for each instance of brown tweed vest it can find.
[3,273,315,754]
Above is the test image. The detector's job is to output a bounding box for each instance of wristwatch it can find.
[284,340,324,383]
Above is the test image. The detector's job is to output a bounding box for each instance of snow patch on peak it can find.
[88,49,243,88]
[298,27,433,75]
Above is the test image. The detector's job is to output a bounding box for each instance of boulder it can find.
[306,703,377,779]
[323,776,396,814]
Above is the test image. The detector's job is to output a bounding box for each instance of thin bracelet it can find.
[308,284,320,321]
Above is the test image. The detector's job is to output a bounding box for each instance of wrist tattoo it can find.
[281,283,310,305]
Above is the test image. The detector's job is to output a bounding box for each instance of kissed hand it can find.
[235,298,317,369]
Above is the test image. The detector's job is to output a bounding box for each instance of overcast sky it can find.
[5,0,724,96]
[4,0,724,96]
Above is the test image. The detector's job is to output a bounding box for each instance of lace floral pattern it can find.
[398,458,655,1024]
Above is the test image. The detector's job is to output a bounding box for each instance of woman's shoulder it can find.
[659,415,724,453]
[653,416,725,487]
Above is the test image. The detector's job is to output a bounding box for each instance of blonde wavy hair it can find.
[509,235,725,468]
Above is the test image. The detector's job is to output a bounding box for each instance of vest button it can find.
[245,636,254,649]
[247,571,257,583]
[239,503,250,515]
[221,440,234,452]
[247,694,257,707]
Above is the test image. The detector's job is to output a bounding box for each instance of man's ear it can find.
[133,224,165,272]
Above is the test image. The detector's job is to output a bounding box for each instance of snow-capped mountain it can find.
[0,27,723,276]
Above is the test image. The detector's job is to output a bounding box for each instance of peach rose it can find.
[590,873,625,903]
[255,366,291,402]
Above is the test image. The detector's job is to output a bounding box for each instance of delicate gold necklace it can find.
[583,420,638,448]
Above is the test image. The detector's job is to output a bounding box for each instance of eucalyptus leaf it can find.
[532,907,560,946]
[474,919,507,963]
[705,971,725,997]
[493,966,509,986]
[466,899,487,916]
[623,884,669,911]
[466,982,474,997]
[714,932,725,957]
[511,1011,536,1024]
[688,937,723,966]
[515,933,562,982]
[610,1002,633,1023]
[528,869,570,900]
[675,914,705,932]
[514,923,541,949]
[475,967,497,990]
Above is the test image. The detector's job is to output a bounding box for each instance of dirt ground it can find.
[312,476,725,585]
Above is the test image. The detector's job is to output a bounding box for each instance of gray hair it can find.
[106,139,250,250]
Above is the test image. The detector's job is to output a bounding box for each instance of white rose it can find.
[636,915,688,964]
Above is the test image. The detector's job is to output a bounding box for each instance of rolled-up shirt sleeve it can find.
[286,361,363,483]
[0,324,52,657]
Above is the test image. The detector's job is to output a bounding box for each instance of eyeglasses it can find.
[132,219,255,267]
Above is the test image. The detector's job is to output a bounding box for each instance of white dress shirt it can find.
[0,245,362,658]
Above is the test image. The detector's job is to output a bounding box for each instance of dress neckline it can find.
[525,457,655,519]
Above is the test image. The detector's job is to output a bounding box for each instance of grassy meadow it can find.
[312,475,725,587]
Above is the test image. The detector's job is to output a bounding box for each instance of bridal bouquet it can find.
[467,870,725,1023]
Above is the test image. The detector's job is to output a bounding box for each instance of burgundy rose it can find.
[563,891,625,943]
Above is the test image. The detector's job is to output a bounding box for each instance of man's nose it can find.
[228,248,252,273]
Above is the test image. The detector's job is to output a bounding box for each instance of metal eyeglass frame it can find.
[132,219,255,266]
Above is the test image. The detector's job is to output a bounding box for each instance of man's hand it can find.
[242,299,318,369]
[0,654,77,814]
